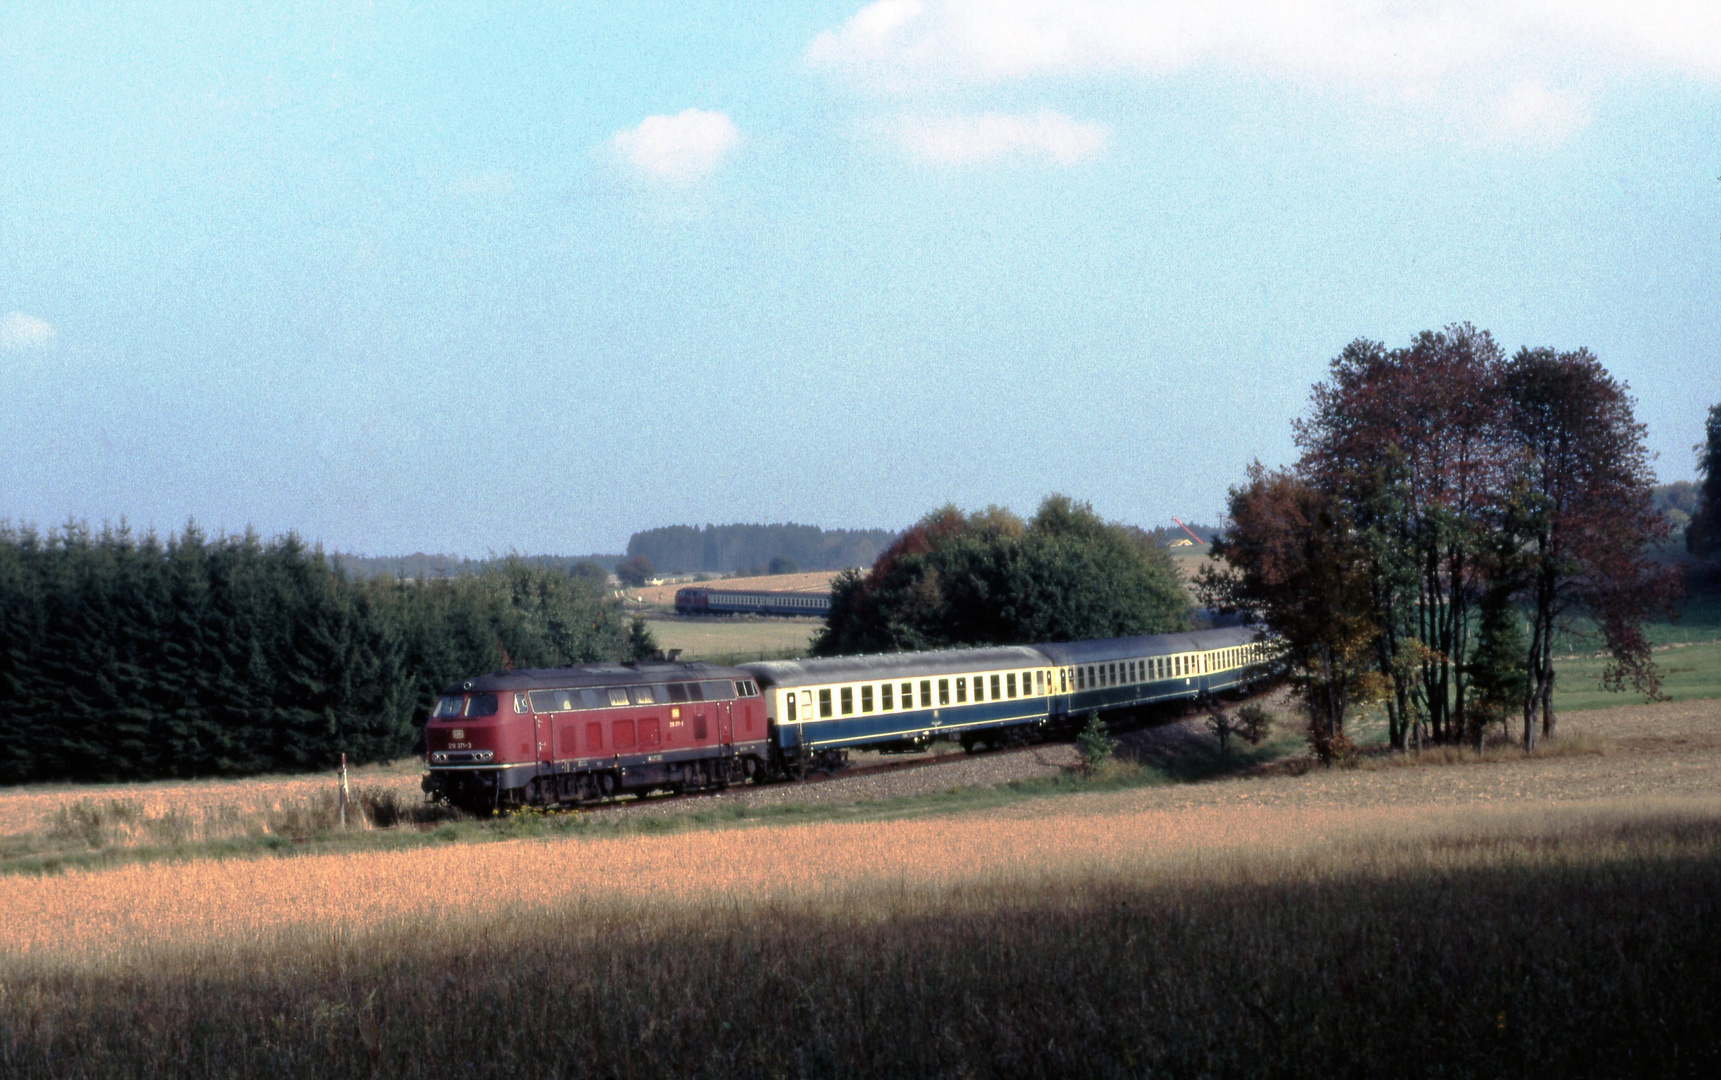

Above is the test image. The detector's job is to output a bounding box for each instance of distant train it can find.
[422,626,1273,812]
[673,586,830,617]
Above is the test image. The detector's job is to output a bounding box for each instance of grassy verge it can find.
[1552,639,1721,711]
[2,808,1717,1078]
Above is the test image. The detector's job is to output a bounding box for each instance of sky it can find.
[2,1,1718,556]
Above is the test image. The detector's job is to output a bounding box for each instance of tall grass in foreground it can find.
[2,810,1717,1078]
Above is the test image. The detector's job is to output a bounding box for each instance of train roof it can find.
[1032,626,1264,665]
[443,660,750,694]
[740,645,1049,688]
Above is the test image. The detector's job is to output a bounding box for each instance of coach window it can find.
[1075,667,1084,690]
[972,677,983,702]
[938,679,950,706]
[955,677,967,704]
[919,680,931,708]
[905,681,917,708]
[882,682,894,710]
[861,685,874,713]
[1036,670,1044,694]
[841,687,854,715]
[818,689,833,718]
[990,674,1001,699]
[1006,673,1017,698]
[786,694,797,722]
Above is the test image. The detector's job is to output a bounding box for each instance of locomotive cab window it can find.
[432,696,463,719]
[464,694,499,718]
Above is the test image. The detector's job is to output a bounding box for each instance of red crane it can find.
[1171,518,1205,545]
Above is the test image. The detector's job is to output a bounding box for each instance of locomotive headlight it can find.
[430,751,448,763]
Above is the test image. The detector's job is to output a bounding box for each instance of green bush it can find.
[1077,713,1111,774]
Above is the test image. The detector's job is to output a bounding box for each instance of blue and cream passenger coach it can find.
[741,645,1056,768]
[1035,627,1270,718]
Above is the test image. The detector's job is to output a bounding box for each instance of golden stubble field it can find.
[2,696,1715,971]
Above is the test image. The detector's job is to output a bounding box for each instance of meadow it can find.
[639,614,820,664]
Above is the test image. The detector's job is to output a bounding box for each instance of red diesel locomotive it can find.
[422,660,768,812]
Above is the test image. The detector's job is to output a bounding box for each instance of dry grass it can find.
[0,697,1717,1076]
[0,759,427,841]
[0,799,1716,1077]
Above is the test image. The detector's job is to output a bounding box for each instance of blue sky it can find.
[3,1,1717,556]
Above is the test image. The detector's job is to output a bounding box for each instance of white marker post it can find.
[339,753,349,829]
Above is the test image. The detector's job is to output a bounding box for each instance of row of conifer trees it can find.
[0,522,633,784]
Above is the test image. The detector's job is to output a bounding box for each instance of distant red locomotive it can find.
[422,660,769,812]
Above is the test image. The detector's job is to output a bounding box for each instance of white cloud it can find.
[811,0,1721,88]
[0,312,54,351]
[611,109,740,181]
[1488,80,1591,146]
[810,1,1721,144]
[897,110,1108,165]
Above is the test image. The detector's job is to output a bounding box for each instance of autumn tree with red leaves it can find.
[1502,347,1678,746]
[1208,324,1673,750]
[1199,465,1382,749]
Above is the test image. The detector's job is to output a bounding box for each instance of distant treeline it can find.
[334,552,622,580]
[0,523,634,784]
[626,523,897,575]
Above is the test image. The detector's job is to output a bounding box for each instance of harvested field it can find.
[0,698,1717,1076]
[1,698,1715,965]
[624,570,838,608]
